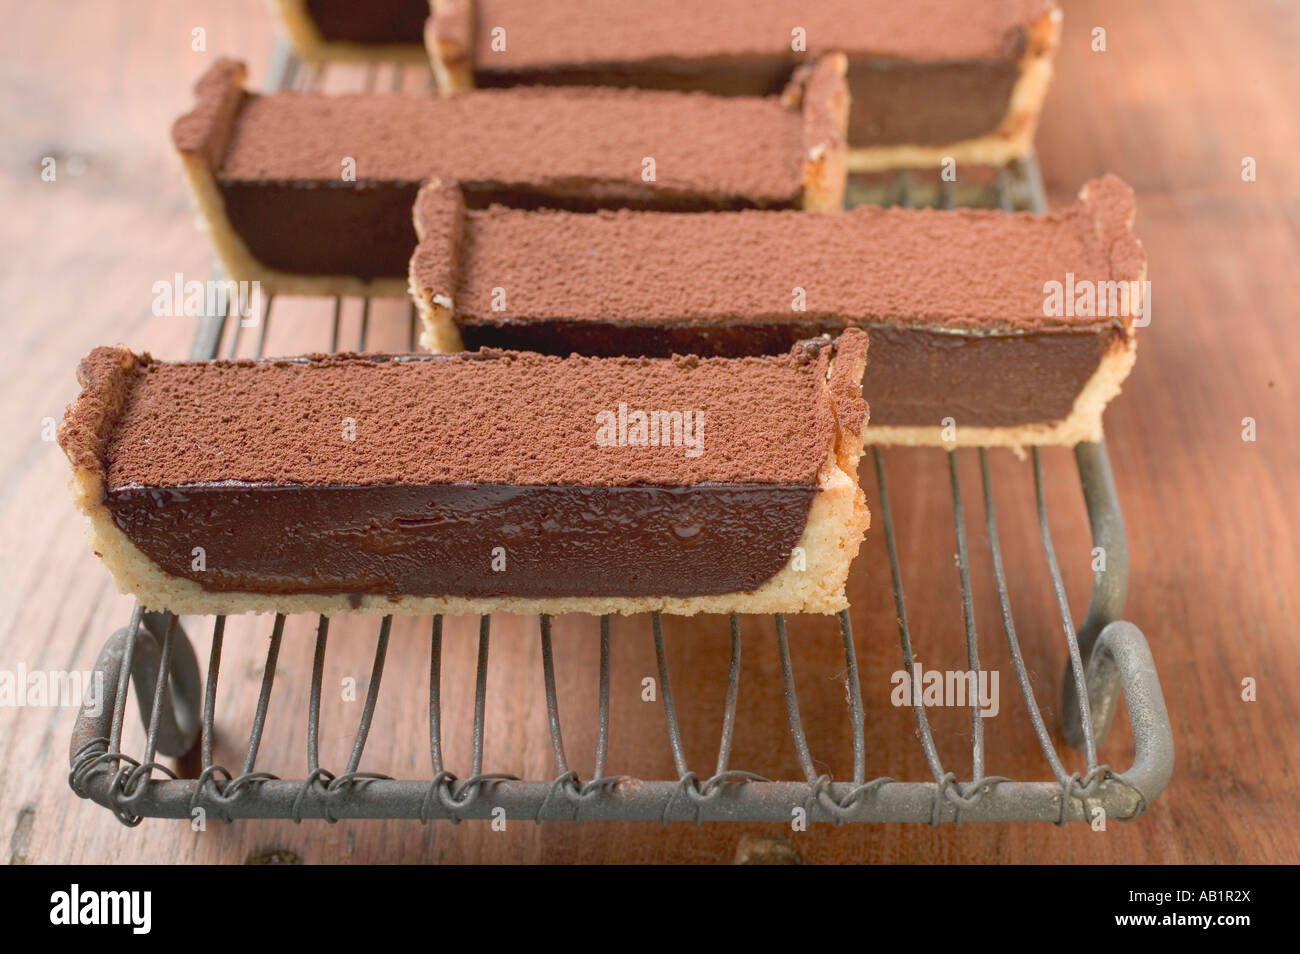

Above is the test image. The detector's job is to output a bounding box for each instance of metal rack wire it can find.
[67,42,1173,826]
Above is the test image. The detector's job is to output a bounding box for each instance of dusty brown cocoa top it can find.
[176,60,808,204]
[451,0,1056,69]
[62,335,868,490]
[419,176,1143,334]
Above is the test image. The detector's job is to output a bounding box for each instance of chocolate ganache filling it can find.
[105,483,814,599]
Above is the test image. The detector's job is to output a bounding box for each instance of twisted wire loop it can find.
[802,775,835,824]
[695,769,768,800]
[1056,764,1149,825]
[71,736,190,827]
[419,771,459,824]
[534,769,582,823]
[929,773,960,826]
[292,767,336,824]
[317,769,395,822]
[106,762,148,827]
[655,768,771,825]
[661,773,701,825]
[191,764,236,824]
[69,738,144,827]
[937,774,1015,826]
[69,737,121,796]
[122,760,179,803]
[813,775,896,820]
[529,773,626,824]
[532,770,628,823]
[418,770,521,823]
[206,769,280,807]
[577,775,623,798]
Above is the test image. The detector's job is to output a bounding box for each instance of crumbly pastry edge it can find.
[62,345,870,618]
[795,53,850,214]
[427,0,477,93]
[427,0,475,92]
[409,181,467,351]
[843,7,1062,172]
[270,0,430,65]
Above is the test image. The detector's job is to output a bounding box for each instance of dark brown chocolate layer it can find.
[105,483,815,599]
[861,325,1120,427]
[305,0,429,45]
[844,59,1021,147]
[222,181,421,280]
[62,337,866,599]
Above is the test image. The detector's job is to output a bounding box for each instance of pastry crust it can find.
[427,0,475,92]
[270,0,430,65]
[785,54,850,214]
[844,8,1062,172]
[409,179,466,351]
[60,342,870,617]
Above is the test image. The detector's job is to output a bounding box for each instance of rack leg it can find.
[70,610,203,769]
[1064,440,1130,748]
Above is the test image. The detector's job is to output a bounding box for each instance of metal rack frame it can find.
[67,43,1174,827]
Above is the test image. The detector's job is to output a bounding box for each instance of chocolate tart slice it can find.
[172,56,847,297]
[272,0,431,65]
[429,0,1060,172]
[412,175,1144,448]
[58,332,869,617]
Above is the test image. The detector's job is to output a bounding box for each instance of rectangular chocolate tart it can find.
[429,0,1060,171]
[58,332,870,617]
[172,56,847,297]
[272,0,432,64]
[412,175,1144,448]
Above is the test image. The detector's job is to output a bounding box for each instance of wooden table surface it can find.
[2,0,1296,865]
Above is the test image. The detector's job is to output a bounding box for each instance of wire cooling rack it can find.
[67,40,1173,826]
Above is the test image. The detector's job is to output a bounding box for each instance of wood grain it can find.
[1,0,1296,864]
